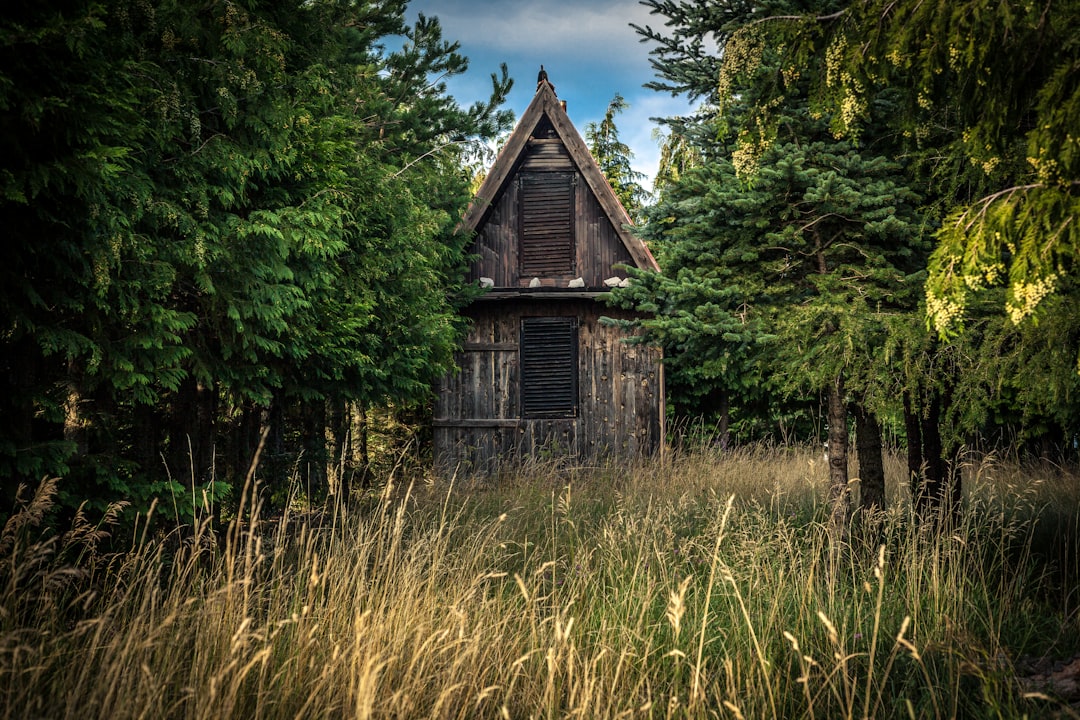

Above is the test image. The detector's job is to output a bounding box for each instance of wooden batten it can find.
[522,138,574,171]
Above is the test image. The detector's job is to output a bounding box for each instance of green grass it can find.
[1,446,1078,719]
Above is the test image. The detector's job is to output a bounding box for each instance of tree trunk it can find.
[300,398,328,503]
[911,388,962,526]
[234,401,265,483]
[355,404,371,489]
[917,390,944,517]
[902,390,923,500]
[63,361,91,458]
[263,393,289,510]
[827,376,851,542]
[328,397,353,505]
[717,390,731,451]
[166,377,216,487]
[132,401,160,475]
[854,402,886,512]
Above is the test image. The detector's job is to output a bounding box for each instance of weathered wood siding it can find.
[468,146,635,289]
[434,299,664,475]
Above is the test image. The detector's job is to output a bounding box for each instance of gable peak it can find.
[536,64,556,95]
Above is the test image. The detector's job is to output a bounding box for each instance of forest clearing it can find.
[3,1,1080,717]
[2,447,1078,719]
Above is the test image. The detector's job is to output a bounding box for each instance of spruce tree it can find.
[656,0,1080,353]
[586,93,650,221]
[619,1,930,534]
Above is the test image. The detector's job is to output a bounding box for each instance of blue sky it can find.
[404,0,695,191]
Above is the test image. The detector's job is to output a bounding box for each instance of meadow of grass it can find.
[1,446,1078,719]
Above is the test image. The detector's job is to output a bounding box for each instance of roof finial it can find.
[537,64,555,95]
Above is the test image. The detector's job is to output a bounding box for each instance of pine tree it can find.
[670,0,1080,352]
[586,93,650,221]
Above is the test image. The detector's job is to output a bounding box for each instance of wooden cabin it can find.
[433,76,665,475]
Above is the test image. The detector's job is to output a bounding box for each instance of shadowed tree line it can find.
[610,0,1080,534]
[1,0,512,522]
[3,0,1078,540]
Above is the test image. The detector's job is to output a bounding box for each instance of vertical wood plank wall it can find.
[434,300,664,476]
[468,141,636,289]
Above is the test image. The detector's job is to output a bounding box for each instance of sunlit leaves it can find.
[928,183,1079,331]
[711,1,1080,336]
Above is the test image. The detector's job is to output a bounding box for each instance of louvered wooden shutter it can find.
[520,317,578,418]
[519,172,575,275]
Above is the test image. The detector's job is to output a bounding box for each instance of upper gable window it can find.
[519,172,575,275]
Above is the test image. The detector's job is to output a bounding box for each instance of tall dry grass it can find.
[0,446,1077,719]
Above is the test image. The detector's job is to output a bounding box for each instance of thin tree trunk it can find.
[234,401,265,484]
[717,390,731,451]
[854,402,886,513]
[328,397,351,506]
[704,387,731,450]
[827,375,851,542]
[132,401,159,475]
[63,361,90,457]
[166,377,216,488]
[915,388,964,526]
[300,398,327,503]
[918,389,945,518]
[263,394,288,511]
[195,381,215,486]
[902,390,923,502]
[355,404,370,489]
[941,386,963,521]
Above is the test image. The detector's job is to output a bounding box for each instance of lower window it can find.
[520,316,578,418]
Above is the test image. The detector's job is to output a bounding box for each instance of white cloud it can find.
[622,93,695,194]
[409,0,698,193]
[427,0,657,63]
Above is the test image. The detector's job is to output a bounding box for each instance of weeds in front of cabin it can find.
[0,447,1078,719]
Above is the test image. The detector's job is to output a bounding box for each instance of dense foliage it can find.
[0,0,512,519]
[616,0,1080,526]
[634,0,1080,351]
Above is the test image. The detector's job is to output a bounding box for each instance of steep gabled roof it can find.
[461,79,659,272]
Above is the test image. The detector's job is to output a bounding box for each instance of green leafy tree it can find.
[664,0,1080,357]
[653,125,703,195]
[610,158,768,448]
[617,101,927,532]
[654,0,1079,484]
[809,1,1079,338]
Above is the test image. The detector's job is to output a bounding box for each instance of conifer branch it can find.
[742,9,848,28]
[959,181,1080,232]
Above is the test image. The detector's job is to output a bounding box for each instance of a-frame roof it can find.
[461,79,659,272]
